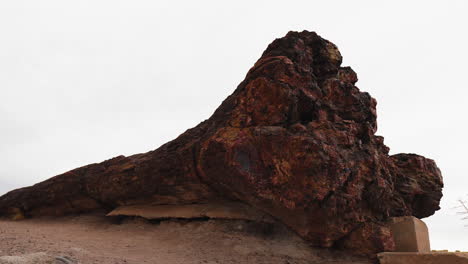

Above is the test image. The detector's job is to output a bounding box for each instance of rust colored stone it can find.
[0,31,443,256]
[337,222,396,257]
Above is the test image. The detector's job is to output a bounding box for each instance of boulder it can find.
[0,30,443,256]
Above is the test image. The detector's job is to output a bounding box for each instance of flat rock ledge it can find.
[378,252,468,264]
[106,202,275,223]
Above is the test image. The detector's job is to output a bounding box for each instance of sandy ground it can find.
[0,213,372,264]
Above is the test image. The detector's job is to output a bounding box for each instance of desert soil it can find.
[0,213,371,264]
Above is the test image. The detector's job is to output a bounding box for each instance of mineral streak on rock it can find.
[0,31,443,256]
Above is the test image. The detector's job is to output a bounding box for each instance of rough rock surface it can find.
[0,31,443,256]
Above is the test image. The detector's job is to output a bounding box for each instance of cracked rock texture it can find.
[0,31,443,256]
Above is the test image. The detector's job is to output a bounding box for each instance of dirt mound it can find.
[0,214,371,264]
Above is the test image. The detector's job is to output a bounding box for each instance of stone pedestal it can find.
[387,216,430,252]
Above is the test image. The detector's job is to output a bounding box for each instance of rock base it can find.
[387,216,430,252]
[378,252,468,264]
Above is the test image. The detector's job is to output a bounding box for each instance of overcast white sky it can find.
[1,0,467,250]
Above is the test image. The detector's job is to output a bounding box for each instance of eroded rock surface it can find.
[0,31,443,256]
[106,202,275,223]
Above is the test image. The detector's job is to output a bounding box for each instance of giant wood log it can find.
[0,31,443,255]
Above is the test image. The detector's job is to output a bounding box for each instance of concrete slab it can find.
[378,252,468,264]
[387,216,430,252]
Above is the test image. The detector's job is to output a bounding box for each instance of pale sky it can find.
[1,0,467,250]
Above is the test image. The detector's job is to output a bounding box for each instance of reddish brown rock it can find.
[337,222,396,257]
[0,31,443,256]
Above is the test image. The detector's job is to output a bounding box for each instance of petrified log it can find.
[0,31,443,255]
